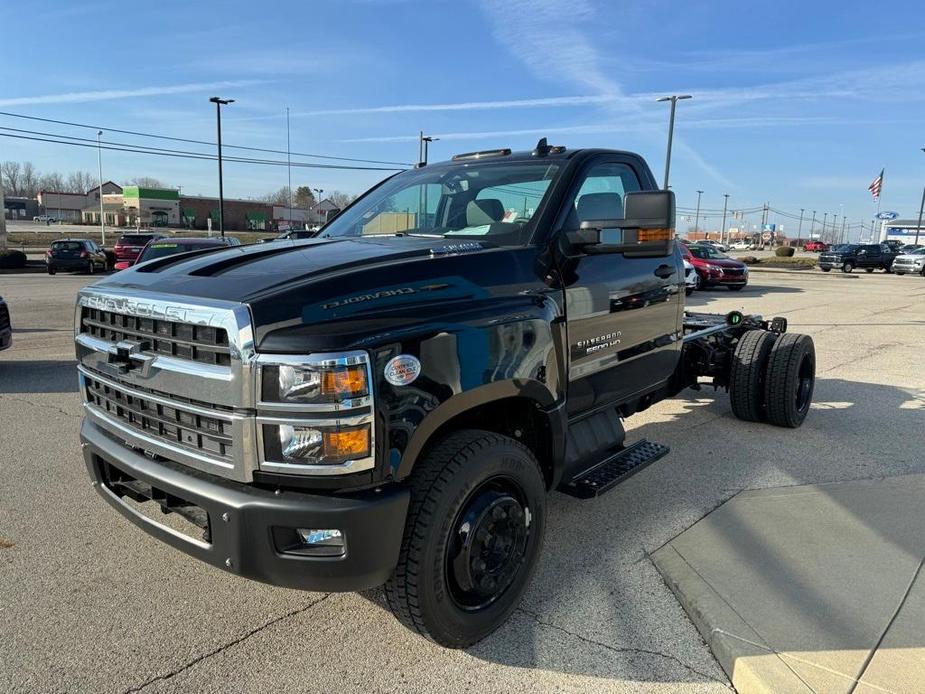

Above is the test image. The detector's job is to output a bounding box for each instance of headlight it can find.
[259,352,370,406]
[267,421,371,465]
[706,264,723,272]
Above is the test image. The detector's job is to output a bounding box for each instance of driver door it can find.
[557,158,683,416]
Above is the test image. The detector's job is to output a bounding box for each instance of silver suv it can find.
[891,247,925,276]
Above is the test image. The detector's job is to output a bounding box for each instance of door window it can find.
[558,161,642,230]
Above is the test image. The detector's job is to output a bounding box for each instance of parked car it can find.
[683,243,749,290]
[699,239,728,252]
[113,233,167,270]
[817,243,896,273]
[133,236,242,265]
[0,296,11,351]
[898,244,923,255]
[33,215,56,224]
[683,258,697,295]
[803,241,828,252]
[730,240,752,251]
[46,239,108,275]
[891,247,925,276]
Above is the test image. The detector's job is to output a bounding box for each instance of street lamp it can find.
[694,190,704,236]
[720,193,730,244]
[97,130,106,246]
[822,212,828,243]
[656,94,692,190]
[209,96,234,237]
[418,132,439,166]
[797,208,804,240]
[810,210,816,239]
[312,188,324,226]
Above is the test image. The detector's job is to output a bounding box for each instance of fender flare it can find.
[395,378,564,481]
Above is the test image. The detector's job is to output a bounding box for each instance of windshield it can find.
[119,234,157,245]
[831,244,858,253]
[52,241,84,252]
[319,160,561,245]
[138,242,216,262]
[688,245,728,260]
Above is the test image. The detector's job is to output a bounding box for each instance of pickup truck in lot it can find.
[75,141,816,647]
[818,243,896,273]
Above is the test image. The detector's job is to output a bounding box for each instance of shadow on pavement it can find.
[0,359,79,393]
[362,377,925,686]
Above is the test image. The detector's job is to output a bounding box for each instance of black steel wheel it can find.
[764,333,816,428]
[385,430,546,648]
[729,330,776,422]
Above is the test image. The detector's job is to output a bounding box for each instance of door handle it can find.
[654,264,675,279]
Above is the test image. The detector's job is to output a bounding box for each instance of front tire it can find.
[764,333,816,428]
[385,430,546,648]
[842,261,854,273]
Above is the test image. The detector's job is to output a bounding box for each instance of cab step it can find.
[558,439,670,499]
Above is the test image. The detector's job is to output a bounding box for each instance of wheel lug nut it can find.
[492,506,507,520]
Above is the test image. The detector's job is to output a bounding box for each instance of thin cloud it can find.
[299,94,620,116]
[0,80,267,108]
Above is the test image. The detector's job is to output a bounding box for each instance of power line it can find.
[0,110,412,168]
[0,130,404,172]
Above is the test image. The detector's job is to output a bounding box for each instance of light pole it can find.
[694,190,703,236]
[209,96,234,238]
[418,132,439,166]
[312,188,323,226]
[832,215,838,245]
[810,210,816,239]
[286,107,292,230]
[97,130,106,246]
[797,208,804,240]
[656,95,692,190]
[720,193,730,244]
[841,216,847,245]
[822,212,828,243]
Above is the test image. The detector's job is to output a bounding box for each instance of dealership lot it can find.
[1,271,924,693]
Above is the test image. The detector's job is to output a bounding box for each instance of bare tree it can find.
[326,191,357,210]
[66,171,96,193]
[1,161,21,196]
[39,172,65,193]
[263,186,292,206]
[21,162,40,197]
[126,176,165,188]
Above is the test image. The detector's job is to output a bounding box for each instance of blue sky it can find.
[2,0,924,236]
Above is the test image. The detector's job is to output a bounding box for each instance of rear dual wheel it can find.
[730,330,815,428]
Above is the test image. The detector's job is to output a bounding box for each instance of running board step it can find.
[558,440,670,499]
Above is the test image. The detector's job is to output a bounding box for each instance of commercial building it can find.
[179,196,273,231]
[3,196,40,220]
[310,199,341,225]
[82,186,180,227]
[878,219,925,244]
[272,205,312,230]
[37,191,86,222]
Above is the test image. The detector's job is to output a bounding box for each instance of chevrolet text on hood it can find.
[75,140,817,648]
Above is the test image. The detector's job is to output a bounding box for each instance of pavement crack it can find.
[122,593,332,693]
[515,606,733,689]
[0,394,82,420]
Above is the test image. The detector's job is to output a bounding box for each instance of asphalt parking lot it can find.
[1,270,924,693]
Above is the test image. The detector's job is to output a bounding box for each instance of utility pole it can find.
[97,130,106,246]
[841,216,847,244]
[656,94,692,189]
[0,171,6,252]
[209,96,234,238]
[286,107,292,230]
[809,210,816,239]
[822,212,828,243]
[720,194,730,245]
[694,190,704,235]
[797,208,804,240]
[832,215,838,245]
[914,188,925,246]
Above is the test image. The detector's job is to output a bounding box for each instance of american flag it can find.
[868,169,884,200]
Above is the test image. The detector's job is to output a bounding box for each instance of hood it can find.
[895,253,925,262]
[89,236,550,351]
[695,257,745,268]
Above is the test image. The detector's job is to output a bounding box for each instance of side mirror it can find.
[566,190,675,257]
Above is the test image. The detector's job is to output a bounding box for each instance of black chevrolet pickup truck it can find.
[75,142,816,647]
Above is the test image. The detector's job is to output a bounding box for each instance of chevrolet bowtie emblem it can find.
[106,340,155,376]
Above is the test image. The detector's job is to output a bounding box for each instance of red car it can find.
[803,241,828,252]
[113,233,166,270]
[681,243,749,291]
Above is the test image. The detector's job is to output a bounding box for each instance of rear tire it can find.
[730,330,776,422]
[385,430,546,648]
[764,333,816,428]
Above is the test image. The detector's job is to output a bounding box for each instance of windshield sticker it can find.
[384,355,421,386]
[450,225,492,236]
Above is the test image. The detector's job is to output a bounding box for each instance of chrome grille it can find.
[84,374,234,462]
[80,307,230,366]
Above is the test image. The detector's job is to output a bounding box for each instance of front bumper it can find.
[81,418,410,592]
[892,262,923,273]
[702,272,747,286]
